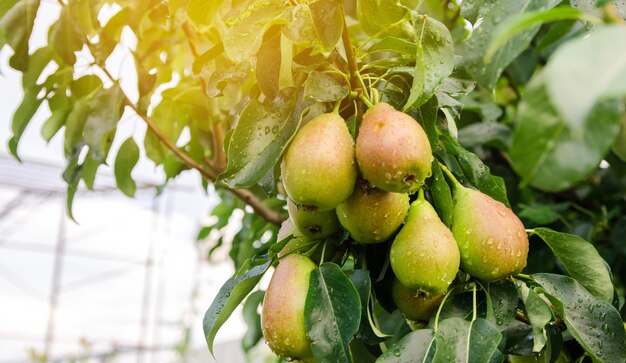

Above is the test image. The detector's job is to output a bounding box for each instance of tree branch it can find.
[83,42,286,226]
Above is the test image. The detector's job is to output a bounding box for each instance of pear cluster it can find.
[262,103,529,360]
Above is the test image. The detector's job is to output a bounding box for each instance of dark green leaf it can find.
[241,290,265,352]
[519,283,552,352]
[309,0,343,52]
[533,228,613,302]
[458,123,512,151]
[203,258,272,355]
[533,273,626,363]
[510,27,626,191]
[62,145,84,222]
[430,162,453,227]
[486,280,518,330]
[114,137,140,197]
[404,14,454,110]
[84,86,125,161]
[518,204,566,225]
[485,7,593,63]
[217,89,302,188]
[432,317,502,363]
[305,263,361,363]
[303,71,348,103]
[377,329,435,363]
[462,0,556,88]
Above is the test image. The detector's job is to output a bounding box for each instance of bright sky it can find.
[0,2,266,362]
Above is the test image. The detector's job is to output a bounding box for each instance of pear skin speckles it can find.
[356,103,432,194]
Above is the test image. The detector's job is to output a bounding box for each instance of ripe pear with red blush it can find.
[261,254,316,361]
[356,103,432,194]
[451,185,529,282]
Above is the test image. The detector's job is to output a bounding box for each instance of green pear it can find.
[390,192,460,295]
[452,186,529,282]
[336,181,409,244]
[356,103,432,194]
[288,199,340,238]
[262,254,316,360]
[282,113,357,211]
[391,278,444,321]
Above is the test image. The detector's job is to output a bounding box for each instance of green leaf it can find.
[309,0,343,52]
[458,123,512,151]
[356,0,406,36]
[533,227,614,302]
[81,154,100,190]
[8,87,44,159]
[64,98,90,157]
[0,0,40,71]
[114,137,140,197]
[21,45,54,88]
[533,273,626,363]
[218,0,288,62]
[305,262,361,363]
[49,0,84,66]
[241,290,264,352]
[484,7,594,63]
[367,36,417,56]
[430,162,453,227]
[217,89,301,188]
[187,0,224,25]
[41,91,72,142]
[518,204,565,225]
[84,86,125,162]
[486,280,518,330]
[510,26,626,191]
[62,145,84,222]
[462,0,556,88]
[404,14,454,110]
[203,258,272,355]
[519,283,552,352]
[256,31,281,99]
[432,317,502,363]
[376,329,435,362]
[303,71,348,103]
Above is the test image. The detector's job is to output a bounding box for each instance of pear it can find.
[336,181,409,244]
[288,199,340,238]
[390,192,460,295]
[391,278,444,321]
[262,254,316,361]
[282,113,357,211]
[452,186,529,282]
[356,103,432,194]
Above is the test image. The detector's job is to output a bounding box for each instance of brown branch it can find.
[341,11,361,94]
[83,42,286,226]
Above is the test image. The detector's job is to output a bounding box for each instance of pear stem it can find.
[360,94,374,109]
[332,99,341,114]
[433,288,454,332]
[438,162,462,189]
[417,188,425,201]
[525,228,535,235]
[516,273,533,281]
[471,283,477,322]
[319,241,328,264]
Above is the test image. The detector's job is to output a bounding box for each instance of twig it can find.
[82,41,285,225]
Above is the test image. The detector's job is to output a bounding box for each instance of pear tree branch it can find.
[82,42,286,226]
